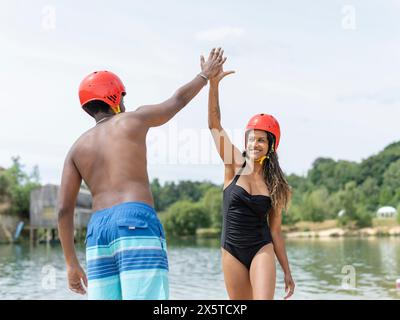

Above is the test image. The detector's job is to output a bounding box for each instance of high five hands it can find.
[200,47,235,84]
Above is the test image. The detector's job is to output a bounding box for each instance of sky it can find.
[0,0,399,186]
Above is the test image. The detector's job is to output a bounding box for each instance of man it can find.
[57,48,226,300]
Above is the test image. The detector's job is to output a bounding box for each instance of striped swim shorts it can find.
[85,201,169,300]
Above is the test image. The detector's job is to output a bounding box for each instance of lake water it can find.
[0,237,399,300]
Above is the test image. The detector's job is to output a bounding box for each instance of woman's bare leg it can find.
[249,243,276,299]
[221,248,252,300]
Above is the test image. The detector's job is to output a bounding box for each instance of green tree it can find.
[283,202,302,225]
[334,160,360,190]
[307,158,359,194]
[354,206,373,228]
[397,204,400,225]
[301,187,332,222]
[286,174,312,195]
[160,200,210,237]
[382,159,400,189]
[0,169,10,201]
[201,187,223,229]
[380,159,400,206]
[150,178,162,211]
[151,179,217,212]
[358,177,380,212]
[285,174,311,224]
[0,157,41,217]
[337,182,372,227]
[308,158,337,192]
[358,142,400,186]
[379,187,394,207]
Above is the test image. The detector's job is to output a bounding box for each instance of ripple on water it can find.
[0,238,399,300]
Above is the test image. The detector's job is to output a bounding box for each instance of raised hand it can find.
[200,47,227,80]
[209,49,235,85]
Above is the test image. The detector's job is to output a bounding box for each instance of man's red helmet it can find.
[245,113,281,151]
[79,71,126,114]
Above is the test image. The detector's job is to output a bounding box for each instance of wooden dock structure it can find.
[29,184,93,244]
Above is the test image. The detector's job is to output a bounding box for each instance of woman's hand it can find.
[67,263,88,295]
[209,50,235,86]
[200,47,227,79]
[283,272,295,300]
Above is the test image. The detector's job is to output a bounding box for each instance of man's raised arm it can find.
[132,47,227,127]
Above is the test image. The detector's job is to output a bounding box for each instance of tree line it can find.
[154,141,400,235]
[1,141,399,236]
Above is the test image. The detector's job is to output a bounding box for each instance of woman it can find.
[208,62,295,300]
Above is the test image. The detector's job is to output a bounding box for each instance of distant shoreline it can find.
[284,227,400,238]
[282,218,400,238]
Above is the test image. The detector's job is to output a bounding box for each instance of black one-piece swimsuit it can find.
[221,161,273,269]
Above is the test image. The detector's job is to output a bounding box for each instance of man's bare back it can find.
[70,112,153,211]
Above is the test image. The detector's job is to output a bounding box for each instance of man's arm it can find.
[57,151,88,295]
[132,47,226,128]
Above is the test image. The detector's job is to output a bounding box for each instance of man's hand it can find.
[67,264,88,295]
[200,47,227,79]
[131,47,228,128]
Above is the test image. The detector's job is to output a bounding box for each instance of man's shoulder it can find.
[120,109,143,121]
[116,110,148,131]
[74,127,94,144]
[67,136,85,159]
[67,127,95,157]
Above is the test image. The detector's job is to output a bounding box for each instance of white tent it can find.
[376,206,397,218]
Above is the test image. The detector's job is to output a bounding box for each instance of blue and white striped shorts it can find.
[85,201,169,300]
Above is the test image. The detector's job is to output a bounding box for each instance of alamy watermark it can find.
[146,122,260,175]
[341,5,356,30]
[341,265,356,290]
[41,264,57,290]
[41,5,56,31]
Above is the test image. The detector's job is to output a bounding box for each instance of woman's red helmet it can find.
[79,71,126,114]
[245,113,281,151]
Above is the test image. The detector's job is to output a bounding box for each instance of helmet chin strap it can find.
[255,144,275,165]
[256,155,267,165]
[114,105,121,114]
[256,145,274,165]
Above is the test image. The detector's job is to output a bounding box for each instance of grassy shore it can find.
[282,218,400,238]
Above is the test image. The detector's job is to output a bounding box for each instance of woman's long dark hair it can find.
[243,131,292,212]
